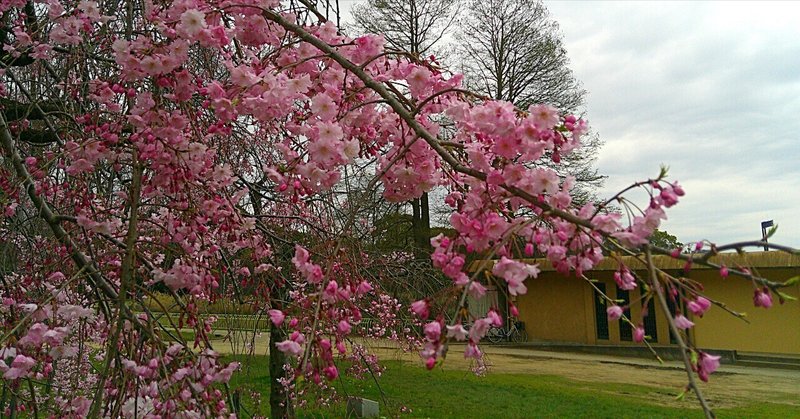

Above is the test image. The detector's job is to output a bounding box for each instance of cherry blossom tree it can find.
[0,1,796,418]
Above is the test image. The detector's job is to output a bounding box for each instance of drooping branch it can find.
[0,113,119,305]
[0,98,64,121]
[646,247,715,419]
[261,8,793,293]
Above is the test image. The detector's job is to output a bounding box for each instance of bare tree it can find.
[456,0,604,204]
[351,0,459,58]
[351,0,459,253]
[455,0,583,110]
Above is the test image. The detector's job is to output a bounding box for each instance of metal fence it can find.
[144,313,421,337]
[145,312,272,332]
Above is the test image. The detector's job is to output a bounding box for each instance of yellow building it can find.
[476,251,800,355]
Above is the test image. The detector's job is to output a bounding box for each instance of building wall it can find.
[691,268,800,354]
[517,273,591,344]
[518,271,676,347]
[512,254,800,355]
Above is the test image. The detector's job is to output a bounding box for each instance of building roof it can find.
[469,251,800,273]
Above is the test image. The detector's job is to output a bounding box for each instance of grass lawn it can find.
[227,355,798,418]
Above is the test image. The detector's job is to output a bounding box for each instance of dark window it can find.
[666,294,678,344]
[594,283,609,340]
[643,298,658,342]
[617,286,632,341]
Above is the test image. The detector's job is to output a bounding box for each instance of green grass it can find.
[227,356,799,418]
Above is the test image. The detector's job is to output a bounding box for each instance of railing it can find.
[357,317,422,338]
[144,312,272,332]
[143,313,422,337]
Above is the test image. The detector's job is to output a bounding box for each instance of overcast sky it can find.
[342,1,800,248]
[544,1,800,248]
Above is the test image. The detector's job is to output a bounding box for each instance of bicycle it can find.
[486,319,527,343]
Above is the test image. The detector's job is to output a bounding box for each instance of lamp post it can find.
[761,220,774,251]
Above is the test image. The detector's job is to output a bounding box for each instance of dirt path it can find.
[212,334,800,410]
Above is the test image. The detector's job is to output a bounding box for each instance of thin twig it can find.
[646,248,714,419]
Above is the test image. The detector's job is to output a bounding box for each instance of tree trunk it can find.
[420,191,430,245]
[269,319,294,418]
[252,188,295,418]
[411,193,431,256]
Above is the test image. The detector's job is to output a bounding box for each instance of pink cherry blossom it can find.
[468,281,488,299]
[688,297,711,317]
[276,340,303,357]
[674,314,695,330]
[213,362,240,383]
[356,281,373,295]
[323,280,339,302]
[411,299,430,319]
[3,355,36,379]
[18,322,47,346]
[491,257,539,296]
[338,320,352,335]
[180,9,207,37]
[487,309,503,327]
[323,365,339,381]
[469,318,492,341]
[268,309,285,326]
[424,321,442,341]
[446,324,468,341]
[528,104,560,130]
[607,305,624,321]
[697,352,721,383]
[613,267,637,290]
[464,343,482,360]
[633,326,645,343]
[753,288,773,308]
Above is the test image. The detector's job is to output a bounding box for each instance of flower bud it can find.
[606,305,624,321]
[634,326,645,343]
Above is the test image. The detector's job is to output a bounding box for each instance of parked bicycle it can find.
[486,319,527,343]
